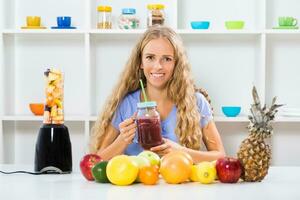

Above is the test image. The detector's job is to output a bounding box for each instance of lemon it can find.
[197,161,216,184]
[106,155,139,186]
[211,160,219,180]
[190,165,200,182]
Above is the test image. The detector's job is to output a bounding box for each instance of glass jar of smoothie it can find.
[97,6,112,29]
[147,4,165,27]
[136,101,163,150]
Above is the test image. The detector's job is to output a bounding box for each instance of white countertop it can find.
[0,165,299,200]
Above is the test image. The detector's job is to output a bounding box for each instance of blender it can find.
[34,68,72,173]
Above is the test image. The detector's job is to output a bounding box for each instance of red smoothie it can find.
[137,117,163,150]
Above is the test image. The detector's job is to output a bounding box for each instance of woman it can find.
[90,25,225,163]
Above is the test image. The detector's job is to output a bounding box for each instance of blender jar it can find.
[43,68,64,124]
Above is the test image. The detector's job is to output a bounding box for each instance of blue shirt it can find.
[111,89,213,155]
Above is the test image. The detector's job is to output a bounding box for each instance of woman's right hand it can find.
[117,114,137,145]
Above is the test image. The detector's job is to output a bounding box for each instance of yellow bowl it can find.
[29,103,44,116]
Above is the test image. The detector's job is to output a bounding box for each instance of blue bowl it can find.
[222,106,241,117]
[57,16,71,27]
[191,21,210,29]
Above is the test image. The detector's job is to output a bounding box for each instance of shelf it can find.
[86,116,300,123]
[1,115,89,121]
[275,116,300,122]
[89,29,146,34]
[215,116,300,122]
[74,115,251,122]
[265,29,300,34]
[2,29,261,36]
[88,116,97,121]
[0,115,249,122]
[2,29,300,36]
[214,116,249,122]
[2,115,299,123]
[2,29,87,35]
[177,29,262,35]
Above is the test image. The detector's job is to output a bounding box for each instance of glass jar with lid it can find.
[136,101,163,150]
[97,6,112,29]
[118,8,140,29]
[147,4,165,27]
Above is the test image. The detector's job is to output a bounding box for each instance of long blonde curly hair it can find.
[90,26,205,153]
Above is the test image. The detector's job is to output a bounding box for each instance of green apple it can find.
[130,155,152,182]
[138,151,160,166]
[130,156,151,169]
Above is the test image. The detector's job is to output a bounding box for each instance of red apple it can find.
[216,157,242,183]
[80,154,102,181]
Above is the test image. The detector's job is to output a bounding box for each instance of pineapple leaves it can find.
[252,86,261,108]
[248,86,283,138]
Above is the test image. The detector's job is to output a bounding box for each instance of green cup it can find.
[278,17,297,26]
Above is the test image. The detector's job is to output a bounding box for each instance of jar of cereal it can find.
[147,4,165,27]
[97,6,112,29]
[118,8,140,29]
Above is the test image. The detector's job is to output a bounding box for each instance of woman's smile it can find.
[150,72,165,78]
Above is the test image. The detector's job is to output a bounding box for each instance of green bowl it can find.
[225,21,245,30]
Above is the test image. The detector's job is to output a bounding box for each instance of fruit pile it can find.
[43,68,64,124]
[80,151,160,185]
[80,151,243,186]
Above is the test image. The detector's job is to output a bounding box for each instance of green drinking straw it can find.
[139,79,148,102]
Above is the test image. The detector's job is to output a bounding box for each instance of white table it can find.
[0,165,299,200]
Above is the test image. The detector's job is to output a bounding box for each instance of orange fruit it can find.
[161,150,193,165]
[160,153,192,184]
[29,103,44,116]
[139,166,159,185]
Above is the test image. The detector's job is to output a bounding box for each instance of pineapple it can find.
[237,86,283,182]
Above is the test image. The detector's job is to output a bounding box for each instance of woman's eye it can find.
[146,56,154,60]
[164,57,172,62]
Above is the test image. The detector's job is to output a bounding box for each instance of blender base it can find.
[34,124,72,173]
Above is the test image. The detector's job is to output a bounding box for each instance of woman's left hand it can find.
[150,138,183,157]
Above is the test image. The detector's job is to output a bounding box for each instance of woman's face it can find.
[141,37,175,90]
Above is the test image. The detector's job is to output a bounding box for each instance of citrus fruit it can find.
[139,166,159,185]
[130,155,151,182]
[190,164,200,182]
[160,153,192,184]
[106,155,139,186]
[197,161,216,184]
[161,150,193,165]
[92,161,109,183]
[211,160,219,180]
